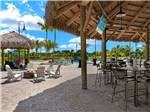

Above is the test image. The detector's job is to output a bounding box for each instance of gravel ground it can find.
[1,60,150,112]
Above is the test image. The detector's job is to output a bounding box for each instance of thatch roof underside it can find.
[0,31,35,49]
[46,1,150,42]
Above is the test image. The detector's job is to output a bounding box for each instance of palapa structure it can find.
[45,1,150,89]
[46,1,150,42]
[0,31,35,66]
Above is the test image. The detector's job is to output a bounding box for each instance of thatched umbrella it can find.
[0,31,35,67]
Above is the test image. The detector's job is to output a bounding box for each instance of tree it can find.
[122,45,130,57]
[37,18,53,41]
[35,40,43,54]
[43,40,56,58]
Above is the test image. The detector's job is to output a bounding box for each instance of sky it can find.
[0,0,144,53]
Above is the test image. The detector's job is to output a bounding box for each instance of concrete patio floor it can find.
[1,61,150,112]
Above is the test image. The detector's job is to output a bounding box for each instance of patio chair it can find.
[112,68,149,111]
[49,64,61,78]
[5,65,23,82]
[95,63,103,87]
[33,66,45,82]
[45,64,54,75]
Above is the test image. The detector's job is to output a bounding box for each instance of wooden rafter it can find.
[131,32,138,40]
[87,27,96,35]
[108,30,117,40]
[104,2,115,11]
[56,1,72,10]
[137,32,146,41]
[80,1,90,6]
[97,2,111,22]
[116,31,125,39]
[90,31,97,37]
[127,2,149,29]
[56,2,80,18]
[83,2,93,31]
[66,12,80,26]
[108,2,128,20]
[142,19,150,29]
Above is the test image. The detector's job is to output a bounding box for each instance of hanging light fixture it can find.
[116,1,126,17]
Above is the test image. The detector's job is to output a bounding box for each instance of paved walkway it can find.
[1,62,150,112]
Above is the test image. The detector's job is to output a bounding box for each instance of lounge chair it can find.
[5,65,23,82]
[49,64,61,78]
[33,66,45,82]
[45,64,54,75]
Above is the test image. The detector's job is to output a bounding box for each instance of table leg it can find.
[134,71,138,107]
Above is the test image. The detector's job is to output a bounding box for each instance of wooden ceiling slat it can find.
[143,19,150,28]
[56,2,80,18]
[127,1,149,28]
[108,2,128,20]
[66,12,80,26]
[46,1,150,42]
[83,2,93,31]
[116,31,126,40]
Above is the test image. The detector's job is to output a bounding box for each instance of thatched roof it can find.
[0,31,35,49]
[46,1,150,42]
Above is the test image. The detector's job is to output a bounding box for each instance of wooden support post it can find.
[27,49,30,63]
[102,29,107,68]
[1,49,4,67]
[80,5,87,89]
[146,28,150,61]
[95,38,96,58]
[18,49,21,66]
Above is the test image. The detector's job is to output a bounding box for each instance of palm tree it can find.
[35,40,41,54]
[123,45,131,58]
[38,18,56,60]
[37,18,52,41]
[43,40,56,58]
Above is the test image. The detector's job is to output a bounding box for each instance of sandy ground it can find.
[1,60,150,112]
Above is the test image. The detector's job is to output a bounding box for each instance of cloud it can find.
[59,43,80,50]
[0,3,43,31]
[22,0,28,4]
[69,37,80,43]
[69,37,95,45]
[39,0,45,12]
[22,33,44,41]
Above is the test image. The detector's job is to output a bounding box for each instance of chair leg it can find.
[145,81,149,105]
[125,81,128,112]
[95,70,99,87]
[112,80,117,103]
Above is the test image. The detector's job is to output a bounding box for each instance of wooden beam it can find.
[27,49,30,63]
[56,2,80,18]
[90,31,97,37]
[145,27,150,61]
[83,2,93,31]
[97,2,111,22]
[66,12,80,26]
[108,30,117,40]
[102,29,107,67]
[1,49,4,67]
[108,26,149,33]
[142,19,150,28]
[108,2,128,20]
[127,2,149,29]
[131,32,138,40]
[80,1,90,6]
[104,2,115,11]
[87,28,95,35]
[80,5,87,89]
[91,16,98,23]
[116,31,125,40]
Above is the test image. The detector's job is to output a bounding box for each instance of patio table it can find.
[121,67,149,106]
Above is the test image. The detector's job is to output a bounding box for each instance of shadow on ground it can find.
[14,74,150,112]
